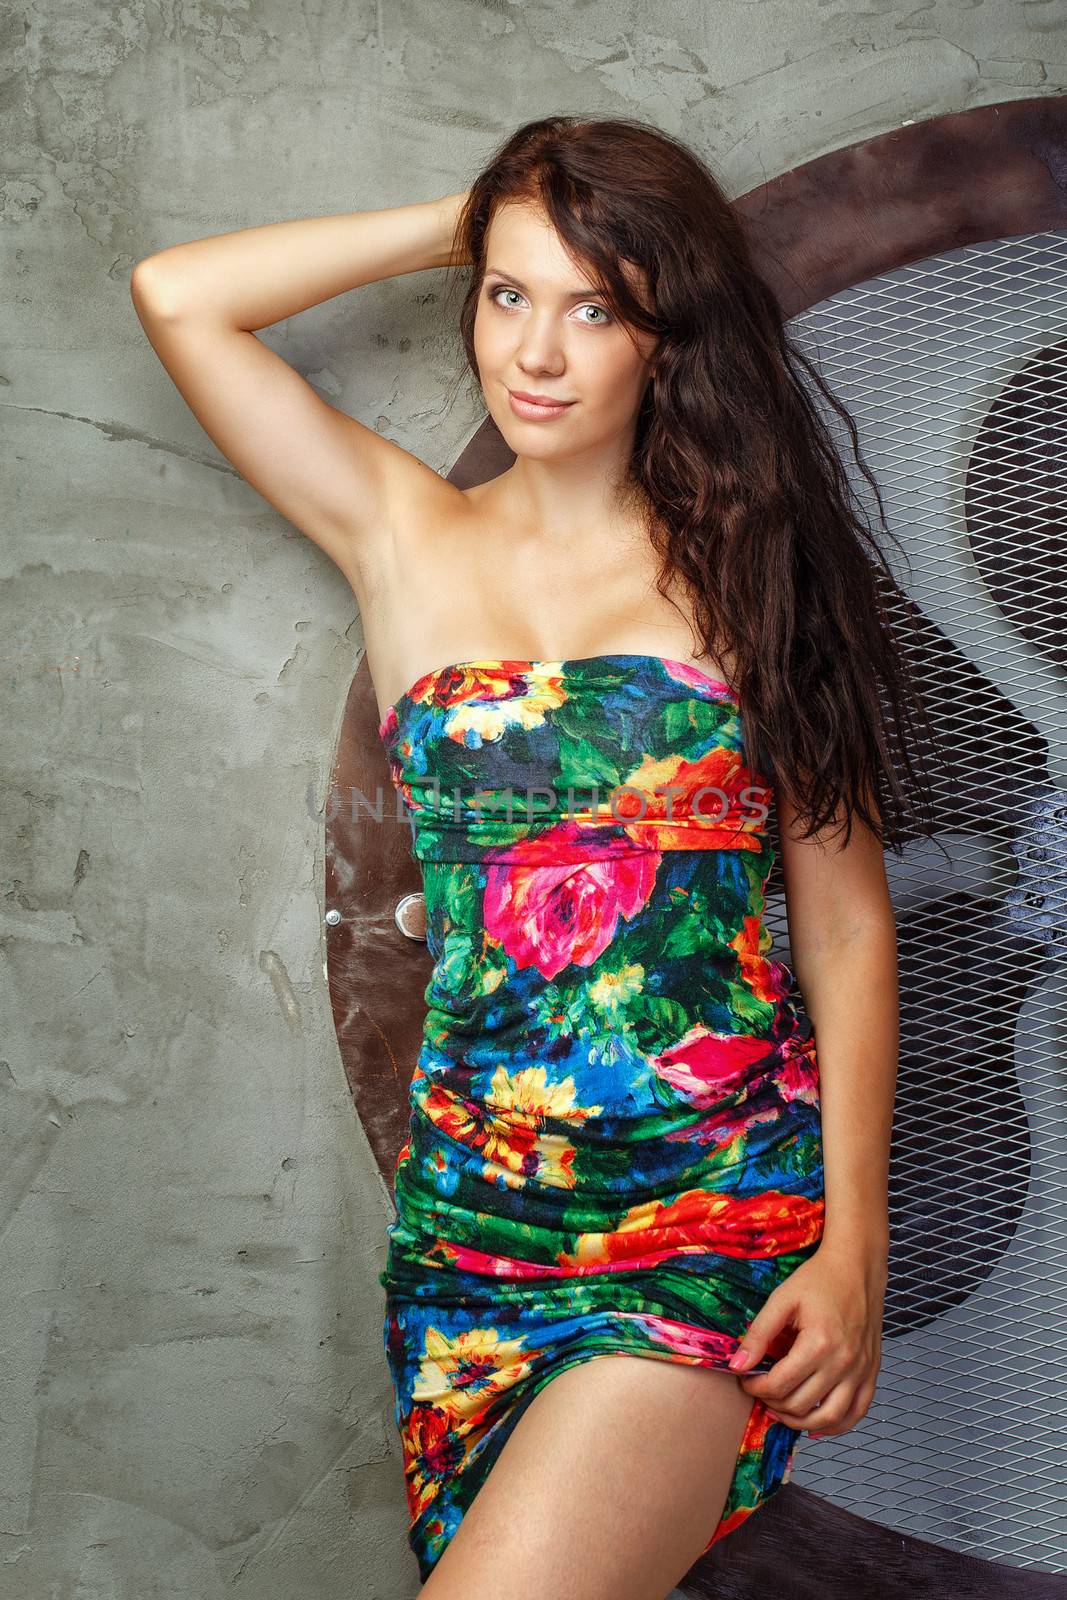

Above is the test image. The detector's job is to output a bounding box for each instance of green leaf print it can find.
[730,982,777,1031]
[437,930,481,994]
[660,911,721,960]
[663,697,735,751]
[629,994,691,1052]
[439,861,480,930]
[555,731,622,794]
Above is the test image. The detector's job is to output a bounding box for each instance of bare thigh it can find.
[419,1354,757,1600]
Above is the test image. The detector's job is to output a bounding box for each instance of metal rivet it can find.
[394,892,427,941]
[325,908,342,926]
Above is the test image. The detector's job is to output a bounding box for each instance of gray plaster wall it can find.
[2,5,1064,1597]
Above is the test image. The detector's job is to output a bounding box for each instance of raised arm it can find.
[129,193,470,583]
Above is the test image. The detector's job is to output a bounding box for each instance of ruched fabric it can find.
[376,656,825,1582]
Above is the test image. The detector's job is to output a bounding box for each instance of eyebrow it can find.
[484,266,604,299]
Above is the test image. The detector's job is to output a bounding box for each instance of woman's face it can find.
[472,201,658,461]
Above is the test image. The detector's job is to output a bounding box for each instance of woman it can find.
[132,115,934,1600]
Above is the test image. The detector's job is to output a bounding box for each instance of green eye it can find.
[487,286,612,324]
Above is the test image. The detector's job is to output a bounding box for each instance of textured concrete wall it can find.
[3,4,1064,1596]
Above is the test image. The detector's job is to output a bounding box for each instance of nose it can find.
[515,311,566,378]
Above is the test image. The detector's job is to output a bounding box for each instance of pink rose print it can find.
[483,821,660,980]
[774,1033,821,1106]
[653,1024,776,1108]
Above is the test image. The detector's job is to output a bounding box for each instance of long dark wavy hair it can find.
[442,113,944,856]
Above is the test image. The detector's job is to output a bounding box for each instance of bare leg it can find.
[420,1353,757,1600]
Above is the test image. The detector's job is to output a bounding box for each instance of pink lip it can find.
[507,388,575,420]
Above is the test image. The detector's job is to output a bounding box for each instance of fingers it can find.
[759,1367,829,1421]
[738,1327,833,1410]
[763,1372,878,1436]
[762,1373,852,1432]
[740,1322,883,1430]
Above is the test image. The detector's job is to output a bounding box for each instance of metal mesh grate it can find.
[761,232,1067,1570]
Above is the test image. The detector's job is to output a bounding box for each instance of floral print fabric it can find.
[376,655,825,1582]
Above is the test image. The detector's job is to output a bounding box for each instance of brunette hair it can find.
[443,114,943,855]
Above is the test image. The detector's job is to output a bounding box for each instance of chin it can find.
[489,405,568,449]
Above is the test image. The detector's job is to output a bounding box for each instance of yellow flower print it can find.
[486,1061,597,1122]
[477,1062,603,1189]
[412,1324,537,1422]
[445,670,569,745]
[588,960,646,1019]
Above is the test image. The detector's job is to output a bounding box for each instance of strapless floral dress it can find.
[376,654,824,1583]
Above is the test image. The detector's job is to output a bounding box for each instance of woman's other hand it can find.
[726,1237,888,1437]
